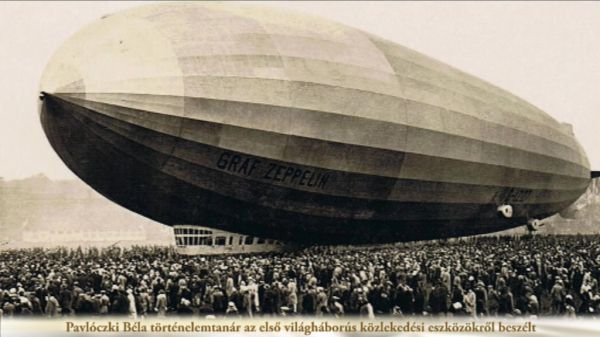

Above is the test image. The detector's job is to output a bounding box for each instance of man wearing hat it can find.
[330,295,345,317]
[225,301,239,316]
[550,279,565,315]
[99,290,109,315]
[474,281,488,317]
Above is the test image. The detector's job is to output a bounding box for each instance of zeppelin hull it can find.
[39,3,590,244]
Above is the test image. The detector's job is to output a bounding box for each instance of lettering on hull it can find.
[216,151,331,190]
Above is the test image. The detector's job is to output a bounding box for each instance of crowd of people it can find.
[1,234,599,318]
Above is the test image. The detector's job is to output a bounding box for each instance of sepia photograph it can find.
[1,1,600,336]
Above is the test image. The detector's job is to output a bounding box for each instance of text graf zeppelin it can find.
[215,151,332,190]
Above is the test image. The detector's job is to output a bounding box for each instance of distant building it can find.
[22,227,146,244]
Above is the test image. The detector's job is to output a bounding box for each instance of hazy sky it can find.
[1,1,599,180]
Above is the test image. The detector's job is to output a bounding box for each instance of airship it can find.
[39,2,592,245]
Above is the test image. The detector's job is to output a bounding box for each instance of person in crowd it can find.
[155,289,167,317]
[464,287,476,317]
[0,235,599,318]
[45,293,60,317]
[225,301,239,316]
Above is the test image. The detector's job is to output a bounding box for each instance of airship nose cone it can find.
[38,3,187,179]
[38,5,190,227]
